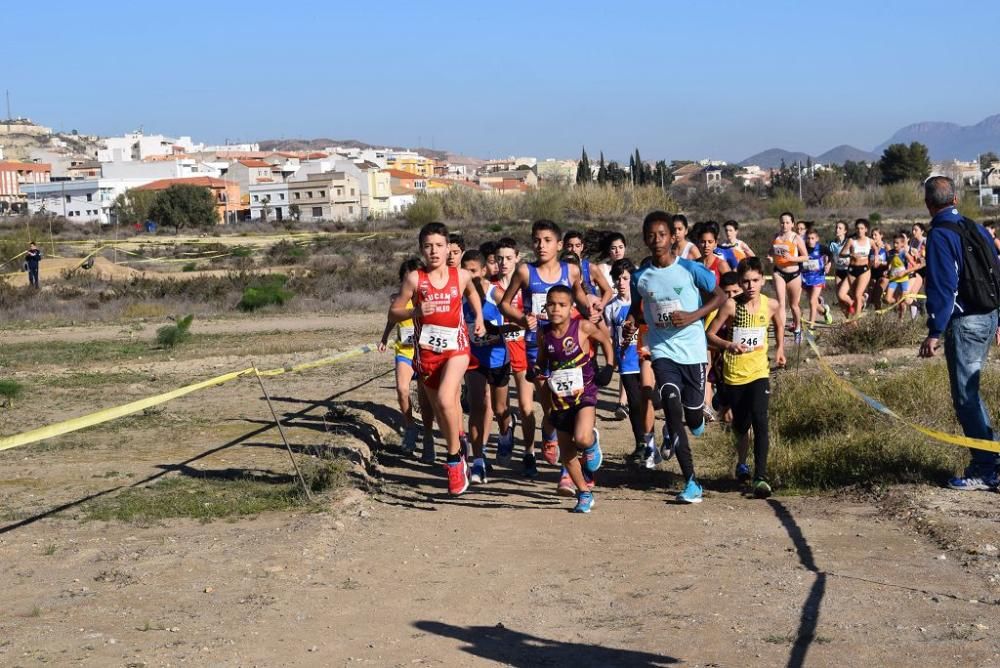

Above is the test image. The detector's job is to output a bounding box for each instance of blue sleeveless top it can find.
[523,262,571,348]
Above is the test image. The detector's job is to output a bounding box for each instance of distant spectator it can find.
[24,242,42,288]
[919,176,1000,491]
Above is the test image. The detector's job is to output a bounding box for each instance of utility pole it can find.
[797,160,803,201]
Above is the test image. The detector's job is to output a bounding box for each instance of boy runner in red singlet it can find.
[391,223,486,496]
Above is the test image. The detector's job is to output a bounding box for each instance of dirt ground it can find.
[1,313,998,667]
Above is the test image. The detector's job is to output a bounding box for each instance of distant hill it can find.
[817,144,878,164]
[738,148,812,169]
[257,138,449,162]
[874,114,1000,161]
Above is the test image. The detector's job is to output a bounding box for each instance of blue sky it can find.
[5,0,999,161]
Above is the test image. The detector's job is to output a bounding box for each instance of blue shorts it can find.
[395,354,413,368]
[802,272,826,288]
[888,280,909,293]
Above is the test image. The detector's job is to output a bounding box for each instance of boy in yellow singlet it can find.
[706,257,785,498]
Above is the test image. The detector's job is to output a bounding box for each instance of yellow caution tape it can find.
[0,344,374,453]
[804,331,1000,453]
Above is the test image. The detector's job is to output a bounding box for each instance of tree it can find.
[597,152,608,185]
[981,152,999,169]
[653,160,672,188]
[576,147,591,185]
[148,184,219,234]
[260,195,272,223]
[802,170,842,207]
[111,189,158,228]
[634,149,646,185]
[628,154,636,185]
[289,203,301,221]
[879,142,931,185]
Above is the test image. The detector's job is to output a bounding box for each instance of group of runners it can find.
[377,211,937,513]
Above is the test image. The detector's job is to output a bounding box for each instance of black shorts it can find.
[651,358,705,411]
[728,377,770,435]
[915,267,927,279]
[472,362,511,387]
[551,403,593,433]
[835,268,849,280]
[775,269,800,283]
[848,265,869,278]
[871,267,887,281]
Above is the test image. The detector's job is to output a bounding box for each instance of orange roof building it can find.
[136,177,242,224]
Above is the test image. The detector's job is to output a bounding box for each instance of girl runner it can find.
[837,218,873,318]
[671,214,702,260]
[868,227,888,309]
[767,212,807,341]
[801,227,834,326]
[596,231,628,287]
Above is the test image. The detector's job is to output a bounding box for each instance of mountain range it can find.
[739,114,1000,168]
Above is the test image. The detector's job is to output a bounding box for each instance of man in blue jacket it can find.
[919,176,1000,491]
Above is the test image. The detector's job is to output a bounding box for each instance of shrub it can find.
[182,262,197,272]
[156,314,194,348]
[824,313,923,354]
[405,194,443,227]
[0,379,24,407]
[238,274,292,311]
[766,189,805,219]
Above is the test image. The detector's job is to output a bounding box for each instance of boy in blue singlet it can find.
[623,211,726,504]
[499,219,597,480]
[603,258,648,456]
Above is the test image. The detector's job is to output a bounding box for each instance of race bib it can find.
[771,244,788,257]
[468,321,500,347]
[548,367,584,397]
[419,324,459,353]
[835,256,850,270]
[652,299,682,328]
[732,326,766,351]
[398,325,414,346]
[803,259,820,272]
[531,292,549,317]
[503,328,524,341]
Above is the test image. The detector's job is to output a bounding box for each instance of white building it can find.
[248,182,291,222]
[22,178,152,224]
[101,159,221,181]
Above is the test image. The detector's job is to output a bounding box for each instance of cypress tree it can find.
[576,147,591,185]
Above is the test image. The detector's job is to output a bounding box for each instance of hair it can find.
[562,229,584,244]
[642,210,673,236]
[558,249,581,266]
[461,249,484,266]
[495,236,518,252]
[912,222,927,234]
[610,258,636,281]
[720,271,740,288]
[854,218,869,230]
[398,256,423,282]
[870,226,882,236]
[478,240,497,258]
[893,231,907,242]
[697,220,720,240]
[532,219,561,237]
[546,284,573,301]
[29,240,37,245]
[671,213,689,228]
[835,220,848,233]
[724,220,739,231]
[737,256,764,276]
[924,175,956,210]
[779,211,796,223]
[799,220,814,233]
[600,231,626,257]
[418,222,448,245]
[448,232,465,250]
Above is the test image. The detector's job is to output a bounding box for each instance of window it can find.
[319,190,325,197]
[253,195,259,202]
[86,193,93,202]
[294,192,300,199]
[306,191,313,198]
[65,195,71,203]
[350,188,355,196]
[311,206,322,217]
[279,193,285,200]
[348,206,354,214]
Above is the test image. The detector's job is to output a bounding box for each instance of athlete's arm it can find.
[793,236,809,263]
[581,319,615,370]
[706,299,741,353]
[377,318,394,352]
[568,264,598,323]
[534,327,550,378]
[389,273,419,323]
[499,264,532,330]
[623,274,643,341]
[740,240,756,257]
[770,296,786,367]
[670,261,725,328]
[459,268,486,337]
[589,261,613,311]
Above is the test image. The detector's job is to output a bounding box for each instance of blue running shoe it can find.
[572,491,594,513]
[522,452,539,479]
[470,458,488,484]
[735,463,751,484]
[948,472,999,491]
[690,421,706,437]
[676,477,703,504]
[659,424,675,462]
[496,412,517,467]
[582,429,603,473]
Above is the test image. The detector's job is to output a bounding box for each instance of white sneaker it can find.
[643,431,662,469]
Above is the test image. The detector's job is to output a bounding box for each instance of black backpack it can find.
[934,216,1000,314]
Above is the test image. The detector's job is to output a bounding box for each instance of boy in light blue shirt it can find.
[624,211,726,503]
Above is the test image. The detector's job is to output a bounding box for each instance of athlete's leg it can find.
[621,373,645,444]
[465,370,489,459]
[852,271,871,313]
[396,359,415,428]
[748,378,771,481]
[786,276,803,332]
[433,355,470,457]
[773,273,788,321]
[653,359,695,481]
[838,275,854,315]
[513,370,536,453]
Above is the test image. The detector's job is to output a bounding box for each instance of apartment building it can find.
[0,161,51,212]
[287,171,362,221]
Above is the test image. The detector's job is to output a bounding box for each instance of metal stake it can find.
[251,363,313,501]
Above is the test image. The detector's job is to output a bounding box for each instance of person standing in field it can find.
[919,176,1000,491]
[24,241,42,288]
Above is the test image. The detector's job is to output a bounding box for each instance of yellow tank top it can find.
[722,294,770,385]
[394,299,415,358]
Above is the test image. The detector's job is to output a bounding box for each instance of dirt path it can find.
[1,318,998,666]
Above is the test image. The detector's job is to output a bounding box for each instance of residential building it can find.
[286,171,362,221]
[385,151,436,177]
[482,157,537,173]
[389,185,417,214]
[386,168,427,192]
[354,163,392,219]
[66,160,102,180]
[0,161,51,212]
[23,178,151,224]
[226,159,278,208]
[537,159,576,186]
[478,169,538,193]
[102,158,221,181]
[135,176,242,224]
[249,182,291,222]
